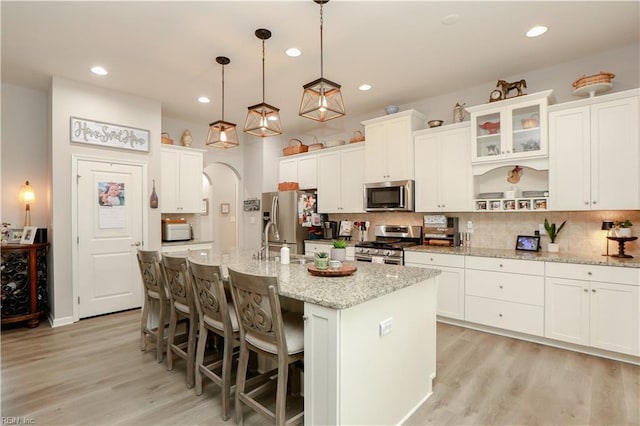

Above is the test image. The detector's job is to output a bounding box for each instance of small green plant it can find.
[332,239,347,249]
[615,219,633,228]
[544,218,566,243]
[316,251,328,258]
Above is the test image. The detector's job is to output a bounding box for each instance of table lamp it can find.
[601,220,614,256]
[19,180,35,227]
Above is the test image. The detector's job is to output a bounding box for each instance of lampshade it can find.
[601,221,614,230]
[244,29,282,137]
[206,56,239,149]
[19,180,35,227]
[299,0,345,122]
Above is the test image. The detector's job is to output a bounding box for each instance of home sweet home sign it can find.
[70,117,150,152]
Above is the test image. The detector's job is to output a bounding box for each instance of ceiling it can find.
[2,1,638,137]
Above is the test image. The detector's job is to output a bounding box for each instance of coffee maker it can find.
[322,221,337,239]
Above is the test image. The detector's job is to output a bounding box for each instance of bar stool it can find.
[136,250,169,362]
[227,267,304,425]
[188,259,240,421]
[161,254,198,389]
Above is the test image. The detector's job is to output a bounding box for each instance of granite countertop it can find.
[404,245,640,268]
[161,239,214,247]
[188,249,440,310]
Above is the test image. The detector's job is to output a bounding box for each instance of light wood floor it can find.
[1,310,638,425]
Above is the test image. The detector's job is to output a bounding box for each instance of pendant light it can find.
[299,0,345,122]
[206,56,239,149]
[244,28,282,137]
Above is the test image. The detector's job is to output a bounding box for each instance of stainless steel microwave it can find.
[364,180,414,212]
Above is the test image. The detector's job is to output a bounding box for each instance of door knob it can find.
[131,241,141,247]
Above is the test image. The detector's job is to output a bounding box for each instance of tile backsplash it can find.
[330,210,640,257]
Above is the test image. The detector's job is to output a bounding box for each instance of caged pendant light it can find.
[206,56,239,149]
[244,28,282,137]
[299,0,345,122]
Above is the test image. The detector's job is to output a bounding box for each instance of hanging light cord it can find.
[221,64,225,121]
[319,2,324,79]
[261,37,266,102]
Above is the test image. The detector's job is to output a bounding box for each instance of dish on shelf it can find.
[428,119,444,128]
[477,192,504,199]
[325,140,346,148]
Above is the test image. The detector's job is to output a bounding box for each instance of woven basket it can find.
[161,132,174,145]
[278,181,300,191]
[572,71,615,89]
[349,130,365,143]
[308,136,324,151]
[283,139,308,156]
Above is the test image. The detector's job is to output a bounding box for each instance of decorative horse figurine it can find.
[497,79,527,99]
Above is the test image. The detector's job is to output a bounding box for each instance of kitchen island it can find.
[188,249,441,425]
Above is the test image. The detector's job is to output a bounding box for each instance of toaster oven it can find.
[162,219,192,242]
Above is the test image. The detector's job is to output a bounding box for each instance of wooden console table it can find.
[1,242,49,328]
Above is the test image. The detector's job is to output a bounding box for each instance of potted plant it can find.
[315,251,329,270]
[614,220,633,237]
[330,239,347,261]
[544,218,566,253]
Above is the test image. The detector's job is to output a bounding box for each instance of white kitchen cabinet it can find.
[316,146,365,213]
[545,262,639,356]
[278,154,317,190]
[405,251,465,320]
[161,242,213,254]
[549,90,639,211]
[161,146,204,213]
[414,123,472,212]
[467,90,552,165]
[362,109,426,182]
[464,256,545,336]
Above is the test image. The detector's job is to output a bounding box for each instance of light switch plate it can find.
[379,317,393,336]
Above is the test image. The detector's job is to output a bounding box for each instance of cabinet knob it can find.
[583,288,588,292]
[584,201,589,205]
[303,316,308,322]
[499,313,503,317]
[587,272,592,276]
[499,263,503,268]
[592,289,596,293]
[499,285,503,289]
[430,258,434,262]
[592,201,597,205]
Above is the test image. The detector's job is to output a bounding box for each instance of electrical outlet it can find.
[467,220,474,233]
[379,318,393,336]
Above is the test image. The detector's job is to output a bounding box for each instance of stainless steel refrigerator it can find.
[262,190,317,255]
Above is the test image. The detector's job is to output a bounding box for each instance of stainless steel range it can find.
[354,225,422,265]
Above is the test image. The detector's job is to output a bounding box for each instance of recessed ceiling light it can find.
[198,96,210,104]
[91,66,108,75]
[526,26,548,37]
[359,84,372,91]
[442,13,460,25]
[285,47,302,57]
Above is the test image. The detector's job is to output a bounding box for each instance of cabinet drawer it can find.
[465,256,544,275]
[546,262,639,285]
[466,269,544,306]
[404,251,465,268]
[465,295,544,336]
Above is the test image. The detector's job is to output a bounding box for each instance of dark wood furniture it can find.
[1,242,49,328]
[607,236,638,258]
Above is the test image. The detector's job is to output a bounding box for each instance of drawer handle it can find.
[498,313,503,317]
[592,289,596,293]
[583,288,588,293]
[499,264,503,268]
[430,258,434,262]
[587,272,592,276]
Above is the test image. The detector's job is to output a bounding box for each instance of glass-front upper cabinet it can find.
[468,90,553,163]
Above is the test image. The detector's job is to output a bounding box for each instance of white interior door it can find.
[76,159,144,318]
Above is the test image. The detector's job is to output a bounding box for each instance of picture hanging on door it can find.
[220,203,230,214]
[70,117,150,152]
[98,181,126,229]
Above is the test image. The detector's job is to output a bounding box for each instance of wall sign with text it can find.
[70,117,150,152]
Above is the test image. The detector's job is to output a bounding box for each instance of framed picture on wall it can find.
[220,203,230,215]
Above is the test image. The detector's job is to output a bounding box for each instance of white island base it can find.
[304,278,437,425]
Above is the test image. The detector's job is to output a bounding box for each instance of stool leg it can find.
[140,296,149,351]
[195,325,208,395]
[166,308,178,371]
[220,336,234,421]
[156,299,165,363]
[276,357,289,425]
[235,342,250,425]
[186,317,197,389]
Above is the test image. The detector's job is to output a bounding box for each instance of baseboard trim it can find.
[437,316,640,366]
[49,314,74,328]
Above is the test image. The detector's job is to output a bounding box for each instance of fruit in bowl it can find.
[428,119,444,128]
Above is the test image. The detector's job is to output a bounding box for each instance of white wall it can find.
[1,84,49,228]
[49,76,162,325]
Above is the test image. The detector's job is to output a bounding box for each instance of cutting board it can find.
[307,263,357,277]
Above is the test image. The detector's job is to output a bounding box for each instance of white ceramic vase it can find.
[617,228,632,238]
[547,243,560,253]
[330,248,346,261]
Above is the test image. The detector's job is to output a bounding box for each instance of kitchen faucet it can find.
[263,220,279,260]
